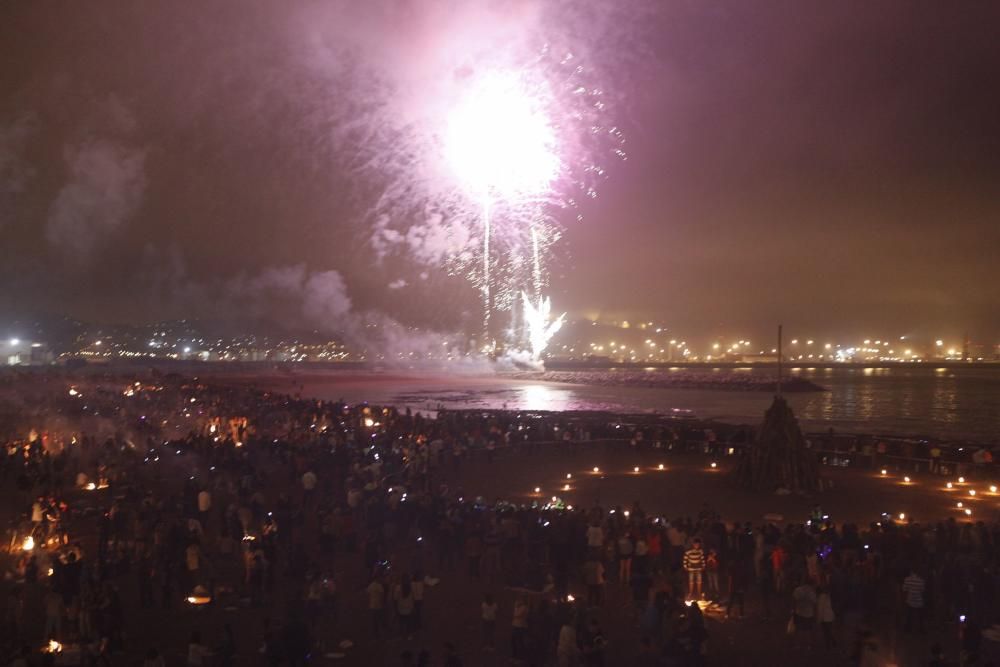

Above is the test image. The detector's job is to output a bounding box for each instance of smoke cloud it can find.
[137,248,462,360]
[46,97,146,263]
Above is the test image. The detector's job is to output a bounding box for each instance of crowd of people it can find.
[0,370,997,665]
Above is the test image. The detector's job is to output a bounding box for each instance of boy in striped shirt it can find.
[902,569,926,633]
[684,538,706,599]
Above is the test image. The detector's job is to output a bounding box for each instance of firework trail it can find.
[301,0,652,346]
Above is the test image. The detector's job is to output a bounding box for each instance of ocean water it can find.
[311,366,1000,443]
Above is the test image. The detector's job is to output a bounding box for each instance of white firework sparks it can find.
[311,1,637,343]
[523,291,565,361]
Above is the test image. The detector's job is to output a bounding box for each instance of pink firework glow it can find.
[317,2,639,344]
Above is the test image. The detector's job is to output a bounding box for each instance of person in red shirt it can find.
[771,545,787,593]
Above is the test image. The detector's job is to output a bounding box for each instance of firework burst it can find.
[334,4,630,346]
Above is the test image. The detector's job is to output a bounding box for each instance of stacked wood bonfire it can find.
[734,395,822,493]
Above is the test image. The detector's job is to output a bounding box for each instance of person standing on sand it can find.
[817,585,836,648]
[393,574,415,640]
[511,597,529,663]
[901,569,926,633]
[792,579,817,645]
[367,576,386,639]
[557,620,579,667]
[683,539,706,599]
[584,558,605,608]
[481,592,498,650]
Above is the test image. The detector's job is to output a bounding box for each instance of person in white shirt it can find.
[792,581,817,633]
[557,622,579,667]
[586,522,604,558]
[186,631,211,666]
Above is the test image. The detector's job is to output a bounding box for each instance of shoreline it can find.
[3,363,996,445]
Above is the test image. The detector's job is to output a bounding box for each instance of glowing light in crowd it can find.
[880,469,887,476]
[710,462,717,469]
[947,482,953,489]
[898,513,905,520]
[959,477,965,483]
[44,640,62,654]
[22,536,34,551]
[658,464,665,470]
[534,486,541,493]
[592,466,600,473]
[903,476,911,483]
[991,486,998,493]
[969,489,976,496]
[633,466,640,473]
[566,473,572,479]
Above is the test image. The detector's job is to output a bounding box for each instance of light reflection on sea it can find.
[314,367,1000,443]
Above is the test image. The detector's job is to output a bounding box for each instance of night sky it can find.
[2,1,999,342]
